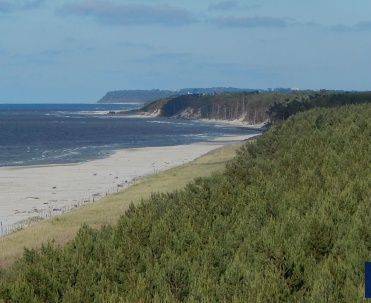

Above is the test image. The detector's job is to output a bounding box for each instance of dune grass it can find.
[0,141,247,268]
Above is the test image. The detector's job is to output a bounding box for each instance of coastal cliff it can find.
[137,90,371,125]
[139,91,313,125]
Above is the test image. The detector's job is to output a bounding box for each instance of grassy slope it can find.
[0,141,245,268]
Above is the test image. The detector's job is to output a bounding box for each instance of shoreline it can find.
[0,133,260,230]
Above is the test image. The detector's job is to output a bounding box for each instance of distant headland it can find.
[97,87,262,104]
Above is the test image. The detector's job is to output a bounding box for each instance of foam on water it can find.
[0,104,261,167]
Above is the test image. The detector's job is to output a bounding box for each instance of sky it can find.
[1,0,371,103]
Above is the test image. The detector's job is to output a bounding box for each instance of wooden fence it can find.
[0,182,128,237]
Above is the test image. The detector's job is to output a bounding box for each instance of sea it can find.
[0,103,260,167]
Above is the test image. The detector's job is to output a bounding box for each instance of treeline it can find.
[267,91,371,123]
[97,87,258,104]
[142,91,313,125]
[1,102,371,301]
[141,90,371,126]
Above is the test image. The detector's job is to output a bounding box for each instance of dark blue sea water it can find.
[0,104,260,167]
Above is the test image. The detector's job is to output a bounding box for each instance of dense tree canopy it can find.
[1,101,371,302]
[267,91,371,123]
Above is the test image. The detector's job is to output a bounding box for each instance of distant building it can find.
[291,86,300,91]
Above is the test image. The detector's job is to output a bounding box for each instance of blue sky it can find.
[1,0,370,103]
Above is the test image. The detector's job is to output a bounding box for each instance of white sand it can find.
[0,133,260,228]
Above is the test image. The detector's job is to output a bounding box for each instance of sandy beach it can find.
[0,133,260,228]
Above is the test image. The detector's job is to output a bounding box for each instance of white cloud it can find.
[0,0,44,13]
[331,20,371,32]
[208,1,260,11]
[355,21,371,31]
[208,1,239,11]
[21,0,44,10]
[57,1,193,26]
[211,15,289,28]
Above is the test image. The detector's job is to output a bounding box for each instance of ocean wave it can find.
[0,104,255,167]
[146,120,191,126]
[146,120,173,125]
